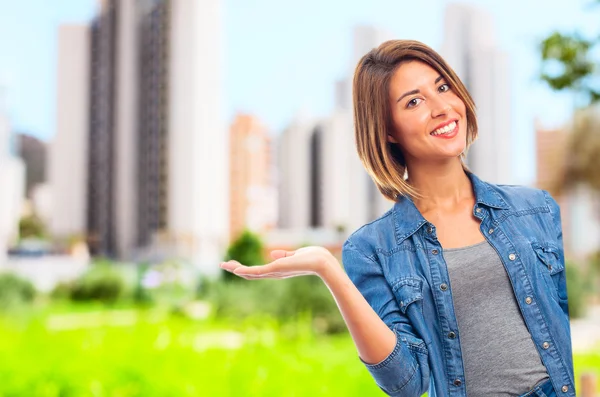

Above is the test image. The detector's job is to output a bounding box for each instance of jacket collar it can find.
[392,171,509,244]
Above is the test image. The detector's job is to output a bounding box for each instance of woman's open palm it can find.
[220,246,334,280]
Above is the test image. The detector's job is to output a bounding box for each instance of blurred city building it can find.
[51,0,227,275]
[441,3,513,185]
[16,133,47,198]
[0,92,26,266]
[276,26,393,245]
[229,114,277,240]
[30,183,53,228]
[277,113,314,230]
[50,24,90,247]
[535,121,600,260]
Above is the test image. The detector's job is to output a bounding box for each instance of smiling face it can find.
[387,61,468,167]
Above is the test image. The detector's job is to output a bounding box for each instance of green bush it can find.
[204,275,345,334]
[69,263,126,304]
[18,214,47,240]
[0,272,36,310]
[566,261,586,319]
[222,229,265,281]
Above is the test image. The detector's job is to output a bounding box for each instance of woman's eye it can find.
[406,98,422,108]
[439,83,450,92]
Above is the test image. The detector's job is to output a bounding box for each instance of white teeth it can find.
[431,121,457,136]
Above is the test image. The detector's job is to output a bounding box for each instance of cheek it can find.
[394,112,426,136]
[450,96,467,116]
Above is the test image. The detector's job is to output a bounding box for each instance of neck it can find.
[406,158,473,212]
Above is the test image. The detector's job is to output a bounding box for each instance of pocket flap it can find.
[391,277,423,314]
[531,242,564,275]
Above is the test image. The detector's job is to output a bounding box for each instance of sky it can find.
[0,0,598,185]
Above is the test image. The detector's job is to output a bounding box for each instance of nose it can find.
[430,98,452,118]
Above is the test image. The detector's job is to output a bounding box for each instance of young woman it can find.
[221,40,575,397]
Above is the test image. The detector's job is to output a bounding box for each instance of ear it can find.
[387,134,399,144]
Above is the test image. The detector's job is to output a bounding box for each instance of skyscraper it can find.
[50,24,90,243]
[277,114,314,229]
[441,4,513,183]
[166,0,228,275]
[0,94,25,265]
[52,0,227,274]
[229,114,276,240]
[17,133,47,198]
[441,3,512,184]
[87,1,117,256]
[137,0,169,249]
[277,25,394,235]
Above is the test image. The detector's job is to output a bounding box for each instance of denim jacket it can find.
[342,172,574,397]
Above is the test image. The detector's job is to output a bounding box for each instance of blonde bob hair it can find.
[353,40,478,201]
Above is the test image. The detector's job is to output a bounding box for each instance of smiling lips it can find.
[430,120,458,139]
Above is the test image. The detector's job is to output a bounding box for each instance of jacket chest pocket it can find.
[531,242,567,302]
[391,277,424,315]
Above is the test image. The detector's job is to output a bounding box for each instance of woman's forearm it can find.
[318,259,396,365]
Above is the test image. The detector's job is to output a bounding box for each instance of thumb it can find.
[270,249,296,260]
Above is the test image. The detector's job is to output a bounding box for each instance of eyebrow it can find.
[396,75,445,103]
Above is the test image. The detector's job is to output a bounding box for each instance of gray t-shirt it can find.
[443,240,549,396]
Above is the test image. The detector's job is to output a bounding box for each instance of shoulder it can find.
[487,181,554,211]
[343,208,395,256]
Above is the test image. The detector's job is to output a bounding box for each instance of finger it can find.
[234,271,316,279]
[220,260,244,272]
[270,250,295,260]
[233,264,273,276]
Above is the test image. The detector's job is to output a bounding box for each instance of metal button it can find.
[448,331,456,339]
[488,228,494,234]
[440,283,448,291]
[427,226,433,234]
[508,253,516,261]
[562,385,568,393]
[432,249,439,255]
[476,208,482,213]
[542,342,550,349]
[525,297,533,305]
[548,265,553,271]
[453,379,462,387]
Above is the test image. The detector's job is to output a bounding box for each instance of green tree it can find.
[18,214,47,240]
[538,2,600,195]
[539,3,600,308]
[222,229,265,281]
[538,1,600,106]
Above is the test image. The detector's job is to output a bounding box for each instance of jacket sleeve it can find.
[543,190,570,319]
[342,239,430,397]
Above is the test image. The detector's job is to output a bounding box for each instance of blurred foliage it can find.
[0,308,383,397]
[539,32,599,104]
[590,251,600,295]
[539,3,600,198]
[200,274,345,335]
[566,261,587,319]
[552,107,600,195]
[538,0,600,107]
[0,303,598,397]
[222,229,265,281]
[18,214,47,240]
[64,262,127,304]
[0,272,36,311]
[136,260,197,308]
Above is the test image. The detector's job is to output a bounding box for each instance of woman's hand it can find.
[220,246,336,280]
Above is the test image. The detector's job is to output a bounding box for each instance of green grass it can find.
[0,305,382,397]
[574,349,600,392]
[0,304,598,396]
